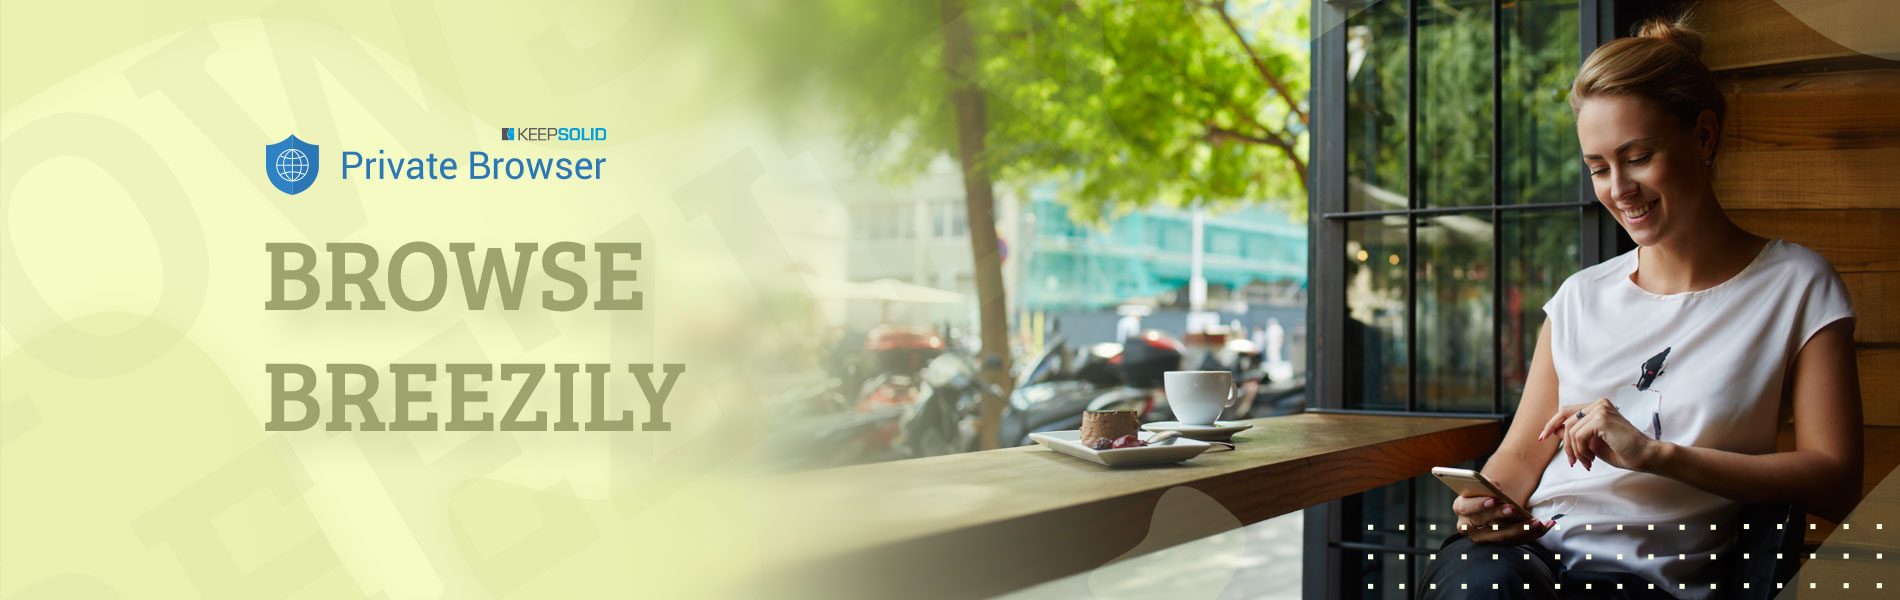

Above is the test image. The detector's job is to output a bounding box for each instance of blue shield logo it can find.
[265,135,319,195]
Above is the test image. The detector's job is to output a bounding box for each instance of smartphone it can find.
[1431,467,1533,518]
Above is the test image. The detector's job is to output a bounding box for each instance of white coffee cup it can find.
[1164,370,1241,426]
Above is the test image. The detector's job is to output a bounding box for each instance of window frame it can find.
[1302,0,1638,596]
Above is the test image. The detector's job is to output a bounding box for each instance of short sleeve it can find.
[1543,277,1572,319]
[1540,276,1577,365]
[1795,255,1856,348]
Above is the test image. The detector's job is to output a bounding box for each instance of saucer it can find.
[1142,421,1254,441]
[1028,430,1212,467]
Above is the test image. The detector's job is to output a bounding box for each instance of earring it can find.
[1703,157,1713,166]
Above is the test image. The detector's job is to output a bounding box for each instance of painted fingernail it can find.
[1503,506,1514,516]
[1484,498,1495,508]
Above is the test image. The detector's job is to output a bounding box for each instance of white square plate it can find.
[1028,430,1212,467]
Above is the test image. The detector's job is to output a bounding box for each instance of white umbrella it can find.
[804,276,965,323]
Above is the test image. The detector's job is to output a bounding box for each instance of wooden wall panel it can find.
[1857,424,1894,494]
[1777,349,1896,426]
[1714,71,1900,211]
[1859,348,1899,427]
[1842,272,1898,344]
[1794,425,1900,544]
[1702,0,1900,551]
[1716,146,1899,211]
[1777,425,1900,500]
[1729,210,1900,273]
[1701,0,1863,72]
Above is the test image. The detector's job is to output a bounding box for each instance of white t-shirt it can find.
[1526,239,1853,598]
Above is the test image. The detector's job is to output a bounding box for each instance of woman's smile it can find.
[1620,198,1659,225]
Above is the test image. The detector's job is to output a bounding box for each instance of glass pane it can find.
[1411,458,1477,552]
[1503,0,1581,204]
[1345,550,1410,598]
[1404,459,1479,592]
[1500,210,1577,409]
[1417,0,1493,208]
[1344,476,1409,548]
[1345,218,1408,410]
[1417,214,1492,412]
[1345,0,1409,213]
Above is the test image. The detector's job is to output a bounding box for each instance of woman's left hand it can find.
[1537,397,1664,472]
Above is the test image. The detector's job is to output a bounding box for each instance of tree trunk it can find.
[939,0,1012,450]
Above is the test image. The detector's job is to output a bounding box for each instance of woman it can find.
[1419,14,1861,599]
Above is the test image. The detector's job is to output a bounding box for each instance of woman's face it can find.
[1576,95,1715,247]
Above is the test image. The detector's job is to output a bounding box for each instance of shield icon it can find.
[265,135,320,195]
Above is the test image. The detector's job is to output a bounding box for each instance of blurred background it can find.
[5,0,1890,597]
[704,0,1320,470]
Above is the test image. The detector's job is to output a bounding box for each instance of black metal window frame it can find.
[1301,0,1641,597]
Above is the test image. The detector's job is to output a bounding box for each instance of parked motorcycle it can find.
[893,329,1300,459]
[755,375,899,471]
[1188,337,1306,420]
[851,325,945,458]
[992,330,1185,446]
[896,351,993,459]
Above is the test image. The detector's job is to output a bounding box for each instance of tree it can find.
[939,0,1013,450]
[727,0,1310,448]
[984,0,1310,221]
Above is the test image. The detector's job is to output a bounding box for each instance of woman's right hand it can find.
[1451,320,1563,546]
[1452,492,1553,545]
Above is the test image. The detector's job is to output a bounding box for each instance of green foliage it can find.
[982,0,1311,221]
[1348,0,1580,284]
[721,0,1311,222]
[706,0,960,177]
[1338,0,1585,407]
[1343,0,1409,210]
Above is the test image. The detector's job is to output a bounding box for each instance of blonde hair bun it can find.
[1635,15,1705,57]
[1570,10,1724,128]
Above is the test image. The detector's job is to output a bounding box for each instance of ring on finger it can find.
[1575,409,1586,420]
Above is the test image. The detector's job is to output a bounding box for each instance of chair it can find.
[1725,503,1803,599]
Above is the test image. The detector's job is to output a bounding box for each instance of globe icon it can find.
[275,148,309,183]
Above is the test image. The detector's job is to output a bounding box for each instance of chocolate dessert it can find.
[1080,410,1141,449]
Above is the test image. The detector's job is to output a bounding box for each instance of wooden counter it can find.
[757,413,1500,599]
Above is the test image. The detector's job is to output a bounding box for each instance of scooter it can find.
[896,334,1124,455]
[755,375,897,471]
[896,351,993,459]
[898,329,1199,454]
[1193,337,1305,420]
[853,325,944,455]
[996,330,1186,446]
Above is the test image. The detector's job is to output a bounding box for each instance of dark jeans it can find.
[1419,535,1675,599]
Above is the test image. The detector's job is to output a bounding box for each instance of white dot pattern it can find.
[1360,520,1895,591]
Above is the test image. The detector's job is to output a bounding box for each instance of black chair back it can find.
[1726,503,1803,599]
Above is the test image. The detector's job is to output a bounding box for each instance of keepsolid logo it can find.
[501,127,607,142]
[266,135,320,195]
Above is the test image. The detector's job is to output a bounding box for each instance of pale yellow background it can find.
[0,1,840,597]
